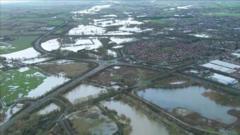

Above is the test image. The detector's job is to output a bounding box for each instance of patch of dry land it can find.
[68,107,118,135]
[38,59,96,78]
[88,66,162,88]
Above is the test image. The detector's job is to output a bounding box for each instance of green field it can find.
[47,19,64,26]
[148,19,168,24]
[0,36,38,54]
[212,2,240,9]
[204,12,240,17]
[0,67,46,105]
[0,30,15,36]
[147,18,172,27]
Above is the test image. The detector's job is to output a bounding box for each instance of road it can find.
[0,62,110,132]
[1,13,232,135]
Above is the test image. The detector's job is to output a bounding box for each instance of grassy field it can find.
[47,19,64,26]
[204,12,240,17]
[38,61,92,78]
[0,30,15,36]
[148,18,170,25]
[0,35,38,54]
[0,67,46,105]
[72,117,103,134]
[211,2,240,9]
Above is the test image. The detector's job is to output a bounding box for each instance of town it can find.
[0,0,240,135]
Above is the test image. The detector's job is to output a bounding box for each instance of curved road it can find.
[0,16,189,134]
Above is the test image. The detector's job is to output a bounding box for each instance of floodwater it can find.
[0,104,23,125]
[103,100,169,135]
[38,103,60,115]
[137,86,239,124]
[69,107,118,135]
[22,57,51,64]
[63,84,107,104]
[27,75,69,98]
[0,47,40,59]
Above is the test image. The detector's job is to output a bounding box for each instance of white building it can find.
[201,60,240,74]
[209,73,238,85]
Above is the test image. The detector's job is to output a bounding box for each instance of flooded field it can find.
[63,84,107,105]
[0,47,40,60]
[37,103,60,115]
[0,67,45,104]
[0,103,23,125]
[0,36,39,55]
[27,75,69,98]
[137,86,239,125]
[68,107,118,135]
[1,0,240,134]
[103,99,170,135]
[0,66,69,104]
[41,37,103,53]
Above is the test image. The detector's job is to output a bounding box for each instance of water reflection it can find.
[64,84,107,104]
[138,86,238,124]
[104,100,169,135]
